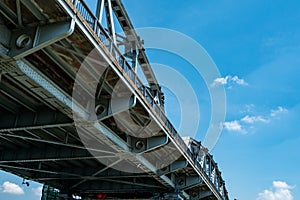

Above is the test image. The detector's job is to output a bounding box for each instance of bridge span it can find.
[0,0,229,199]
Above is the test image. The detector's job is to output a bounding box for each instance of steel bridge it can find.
[0,0,229,199]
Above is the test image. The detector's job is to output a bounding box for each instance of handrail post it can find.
[73,0,78,7]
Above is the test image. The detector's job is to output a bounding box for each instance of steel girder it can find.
[0,0,229,199]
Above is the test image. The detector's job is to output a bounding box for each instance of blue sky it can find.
[120,1,300,199]
[1,0,300,199]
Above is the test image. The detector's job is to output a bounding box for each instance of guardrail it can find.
[67,0,228,198]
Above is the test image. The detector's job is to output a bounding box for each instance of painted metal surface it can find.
[0,0,229,199]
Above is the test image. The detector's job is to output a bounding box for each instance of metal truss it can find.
[0,0,229,199]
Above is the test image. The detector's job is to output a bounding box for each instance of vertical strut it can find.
[96,0,105,24]
[104,0,117,45]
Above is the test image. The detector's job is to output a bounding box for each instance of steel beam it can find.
[104,0,117,45]
[13,60,132,155]
[20,0,47,21]
[93,178,162,189]
[42,47,76,80]
[0,93,19,113]
[176,175,203,190]
[96,0,105,24]
[0,1,18,26]
[70,159,122,189]
[130,135,168,153]
[111,0,161,93]
[9,20,75,59]
[0,1,228,199]
[0,132,114,154]
[0,108,71,129]
[35,168,149,182]
[15,60,73,117]
[96,95,136,121]
[0,81,37,112]
[16,0,22,26]
[3,166,146,184]
[3,74,57,111]
[156,160,188,176]
[0,147,96,163]
[71,179,164,193]
[56,2,216,194]
[0,17,11,47]
[0,164,82,177]
[198,190,214,199]
[0,135,28,148]
[36,174,150,181]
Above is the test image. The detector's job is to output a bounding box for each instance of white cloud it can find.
[212,76,230,86]
[225,105,288,134]
[273,181,294,190]
[211,75,248,87]
[241,115,270,124]
[223,120,243,132]
[223,115,268,134]
[257,181,294,200]
[270,106,288,117]
[32,186,43,196]
[231,75,248,86]
[1,181,24,195]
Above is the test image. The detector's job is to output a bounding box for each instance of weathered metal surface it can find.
[0,0,229,199]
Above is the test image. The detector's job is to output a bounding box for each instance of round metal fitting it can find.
[95,104,105,115]
[16,34,31,48]
[135,141,145,150]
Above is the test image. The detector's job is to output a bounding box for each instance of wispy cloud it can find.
[1,181,24,195]
[211,75,248,87]
[224,106,288,134]
[270,106,288,117]
[32,186,43,196]
[245,104,255,112]
[257,181,294,200]
[241,115,270,124]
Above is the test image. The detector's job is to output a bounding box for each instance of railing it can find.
[67,0,228,199]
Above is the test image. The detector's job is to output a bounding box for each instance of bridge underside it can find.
[0,0,228,199]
